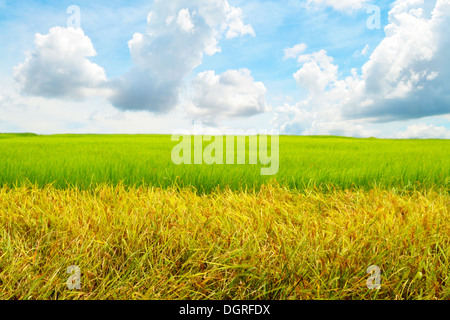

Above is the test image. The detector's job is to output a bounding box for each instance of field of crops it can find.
[0,134,449,300]
[0,134,448,192]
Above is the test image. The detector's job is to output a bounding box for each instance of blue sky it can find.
[0,0,449,138]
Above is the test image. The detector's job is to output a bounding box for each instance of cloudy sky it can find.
[0,0,449,138]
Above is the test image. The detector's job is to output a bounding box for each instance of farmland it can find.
[0,134,448,192]
[0,134,449,300]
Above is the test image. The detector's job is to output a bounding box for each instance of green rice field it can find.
[0,134,448,193]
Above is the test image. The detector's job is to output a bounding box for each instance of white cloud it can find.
[13,27,108,100]
[186,69,270,124]
[273,101,380,137]
[224,6,255,39]
[393,123,450,139]
[284,43,307,59]
[293,50,339,94]
[12,0,255,117]
[0,78,190,134]
[275,0,450,137]
[306,0,370,13]
[177,8,195,34]
[303,120,380,137]
[346,0,450,120]
[110,0,255,113]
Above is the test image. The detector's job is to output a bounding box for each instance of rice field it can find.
[0,134,449,300]
[0,134,448,192]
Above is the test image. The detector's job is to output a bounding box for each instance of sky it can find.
[0,0,449,138]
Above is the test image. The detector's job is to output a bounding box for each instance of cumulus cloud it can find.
[344,0,450,121]
[273,101,380,137]
[177,8,195,34]
[284,43,307,59]
[186,69,270,123]
[293,50,339,95]
[108,69,182,113]
[13,27,108,100]
[275,0,450,137]
[109,5,216,112]
[393,123,450,139]
[306,0,370,13]
[224,6,256,39]
[13,1,256,117]
[110,0,255,114]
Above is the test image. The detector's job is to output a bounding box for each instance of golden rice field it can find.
[1,183,449,300]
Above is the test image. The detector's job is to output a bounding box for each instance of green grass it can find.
[0,134,448,193]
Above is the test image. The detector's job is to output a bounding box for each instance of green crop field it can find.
[0,133,449,300]
[0,134,448,192]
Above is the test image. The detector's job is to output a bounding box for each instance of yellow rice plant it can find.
[0,183,449,300]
